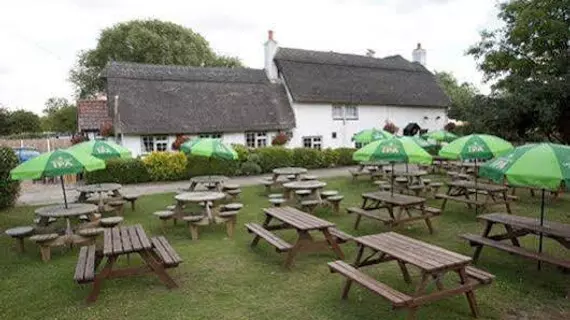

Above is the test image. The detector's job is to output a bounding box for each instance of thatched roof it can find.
[274,48,449,107]
[102,62,295,135]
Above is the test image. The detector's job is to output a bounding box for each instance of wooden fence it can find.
[0,138,71,152]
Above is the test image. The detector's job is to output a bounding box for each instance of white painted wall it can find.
[120,132,283,157]
[288,102,447,149]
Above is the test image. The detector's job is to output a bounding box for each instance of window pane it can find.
[156,142,168,151]
[303,137,312,148]
[245,133,255,148]
[142,136,154,153]
[332,106,343,119]
[345,106,358,119]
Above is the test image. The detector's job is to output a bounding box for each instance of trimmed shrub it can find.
[0,147,20,209]
[291,148,326,169]
[336,148,357,166]
[143,152,188,181]
[186,156,240,177]
[84,158,151,184]
[232,144,250,162]
[255,147,293,172]
[322,148,340,167]
[240,161,262,176]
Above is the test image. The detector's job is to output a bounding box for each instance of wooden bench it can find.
[347,207,393,229]
[299,199,320,214]
[325,195,344,214]
[465,266,495,285]
[245,223,292,252]
[461,233,570,269]
[74,245,97,284]
[412,206,442,216]
[150,236,183,268]
[122,194,139,211]
[349,169,369,181]
[5,226,34,252]
[328,260,412,308]
[328,228,353,244]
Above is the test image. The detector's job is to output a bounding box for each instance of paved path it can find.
[17,166,362,206]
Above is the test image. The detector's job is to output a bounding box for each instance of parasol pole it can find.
[60,176,68,209]
[538,188,545,270]
[391,162,395,196]
[474,158,478,215]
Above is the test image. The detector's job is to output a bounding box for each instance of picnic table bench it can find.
[74,224,181,303]
[245,206,350,268]
[437,180,512,214]
[347,192,440,234]
[461,213,570,270]
[329,232,494,319]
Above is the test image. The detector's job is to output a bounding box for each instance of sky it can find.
[0,0,501,114]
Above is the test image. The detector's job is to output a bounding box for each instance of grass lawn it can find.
[1,176,570,320]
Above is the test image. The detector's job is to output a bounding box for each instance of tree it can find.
[41,97,77,133]
[434,71,479,121]
[468,0,570,142]
[0,107,10,135]
[7,110,41,134]
[70,19,243,98]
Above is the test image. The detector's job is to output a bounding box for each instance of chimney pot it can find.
[417,43,421,49]
[268,30,274,41]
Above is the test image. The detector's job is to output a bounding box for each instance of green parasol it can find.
[10,149,106,207]
[422,130,458,143]
[479,143,570,269]
[352,128,393,144]
[403,136,437,150]
[353,137,432,195]
[438,134,513,160]
[180,138,238,160]
[68,139,132,160]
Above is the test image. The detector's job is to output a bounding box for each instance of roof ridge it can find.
[276,59,425,74]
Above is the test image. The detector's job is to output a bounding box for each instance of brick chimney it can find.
[264,30,279,82]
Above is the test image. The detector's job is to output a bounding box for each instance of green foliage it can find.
[239,161,262,176]
[143,152,188,181]
[434,71,478,121]
[70,19,243,98]
[41,97,77,133]
[0,108,10,135]
[232,144,250,162]
[467,0,570,143]
[84,158,150,184]
[322,148,340,167]
[336,148,357,166]
[291,148,326,169]
[254,147,294,172]
[186,156,240,177]
[6,110,42,134]
[0,147,20,209]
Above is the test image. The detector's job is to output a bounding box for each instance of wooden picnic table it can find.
[282,180,327,201]
[358,161,388,171]
[437,180,512,214]
[272,167,307,182]
[246,206,348,268]
[74,224,182,303]
[188,175,228,192]
[461,213,570,270]
[329,232,494,319]
[392,170,429,186]
[35,203,99,247]
[348,191,439,234]
[76,183,122,210]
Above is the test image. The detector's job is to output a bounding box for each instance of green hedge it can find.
[84,158,151,184]
[0,147,20,209]
[85,147,357,185]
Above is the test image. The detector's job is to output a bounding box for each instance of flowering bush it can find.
[271,132,289,146]
[171,134,189,150]
[383,120,399,134]
[143,151,188,181]
[100,122,113,137]
[70,134,89,145]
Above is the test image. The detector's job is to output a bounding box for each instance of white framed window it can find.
[245,132,267,148]
[355,142,363,149]
[332,105,358,120]
[141,135,168,153]
[199,133,222,139]
[303,136,322,150]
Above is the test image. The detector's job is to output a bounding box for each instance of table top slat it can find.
[447,180,507,192]
[112,227,123,254]
[128,226,142,251]
[120,227,133,253]
[103,228,113,255]
[264,207,334,230]
[362,192,426,206]
[135,224,152,250]
[479,213,570,239]
[356,232,471,272]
